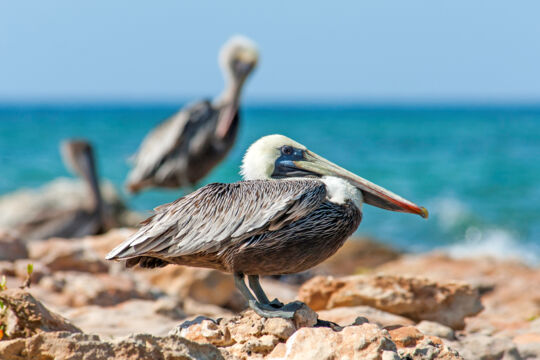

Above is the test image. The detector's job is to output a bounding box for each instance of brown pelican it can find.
[107,134,428,318]
[13,140,110,240]
[125,36,259,193]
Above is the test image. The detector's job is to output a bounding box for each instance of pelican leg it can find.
[247,275,284,307]
[234,273,299,319]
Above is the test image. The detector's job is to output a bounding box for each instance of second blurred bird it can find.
[125,36,259,194]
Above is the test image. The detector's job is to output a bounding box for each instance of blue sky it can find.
[1,1,540,103]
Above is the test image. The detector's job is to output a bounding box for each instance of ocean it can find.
[1,104,539,264]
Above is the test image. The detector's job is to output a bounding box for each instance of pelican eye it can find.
[281,145,294,156]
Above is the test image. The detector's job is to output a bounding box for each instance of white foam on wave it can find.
[429,196,470,231]
[441,226,540,266]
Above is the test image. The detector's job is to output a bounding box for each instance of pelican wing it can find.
[106,179,326,260]
[126,100,215,187]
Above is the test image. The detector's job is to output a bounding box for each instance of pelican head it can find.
[241,134,428,218]
[219,35,259,82]
[61,140,96,180]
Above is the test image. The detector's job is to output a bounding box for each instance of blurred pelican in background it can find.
[0,140,139,241]
[125,35,259,194]
[10,140,108,240]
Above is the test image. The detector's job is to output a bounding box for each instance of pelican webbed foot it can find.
[248,299,304,319]
[236,273,302,319]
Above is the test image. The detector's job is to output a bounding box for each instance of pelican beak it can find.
[293,150,428,218]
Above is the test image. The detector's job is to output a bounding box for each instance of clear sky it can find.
[1,1,540,103]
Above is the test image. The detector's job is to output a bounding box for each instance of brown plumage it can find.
[107,134,427,319]
[113,180,361,275]
[125,36,258,193]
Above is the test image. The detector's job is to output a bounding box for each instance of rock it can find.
[86,228,137,259]
[0,233,28,261]
[62,299,186,337]
[0,289,81,339]
[183,298,234,319]
[447,333,522,360]
[140,266,237,307]
[38,271,153,307]
[416,321,455,340]
[0,261,16,276]
[378,254,540,335]
[298,274,483,329]
[170,306,318,359]
[513,333,540,359]
[172,317,235,347]
[27,237,109,273]
[388,326,463,359]
[315,237,402,275]
[153,296,187,320]
[266,323,398,360]
[0,331,223,360]
[318,305,415,328]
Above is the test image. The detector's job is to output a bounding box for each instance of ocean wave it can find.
[440,227,540,266]
[429,196,470,231]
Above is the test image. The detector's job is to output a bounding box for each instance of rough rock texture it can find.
[378,254,540,334]
[0,332,224,360]
[172,307,461,360]
[267,323,398,360]
[1,228,538,359]
[0,289,81,339]
[387,326,462,360]
[298,274,483,329]
[170,305,318,358]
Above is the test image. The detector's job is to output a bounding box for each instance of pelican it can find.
[125,36,259,193]
[13,140,110,240]
[107,134,428,318]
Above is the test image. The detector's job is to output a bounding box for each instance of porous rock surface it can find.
[298,274,483,330]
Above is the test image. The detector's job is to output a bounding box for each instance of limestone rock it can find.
[0,331,223,360]
[170,306,318,359]
[62,298,186,337]
[27,237,109,273]
[388,326,462,360]
[140,266,236,307]
[0,289,81,339]
[378,254,540,335]
[38,271,153,307]
[317,305,415,328]
[416,320,455,340]
[447,333,521,360]
[298,274,483,329]
[266,323,398,360]
[0,233,28,261]
[315,237,402,275]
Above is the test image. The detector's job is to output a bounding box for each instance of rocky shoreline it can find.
[1,229,539,359]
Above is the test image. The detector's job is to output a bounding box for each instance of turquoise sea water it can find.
[1,104,539,264]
